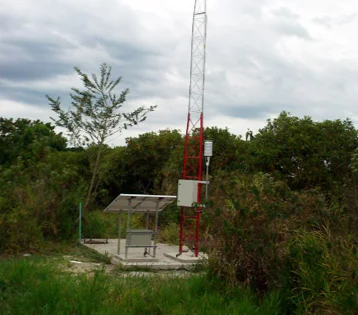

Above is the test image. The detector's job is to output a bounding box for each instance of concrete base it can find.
[164,252,208,263]
[116,254,158,263]
[83,239,207,270]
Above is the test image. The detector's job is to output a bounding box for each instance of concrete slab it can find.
[116,254,158,263]
[164,252,208,263]
[82,239,206,270]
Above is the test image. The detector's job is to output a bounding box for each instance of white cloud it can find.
[1,0,358,146]
[0,99,52,121]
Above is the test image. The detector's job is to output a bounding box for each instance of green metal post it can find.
[78,202,82,246]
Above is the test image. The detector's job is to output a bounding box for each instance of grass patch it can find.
[75,245,112,264]
[82,211,145,240]
[0,257,280,315]
[158,222,179,245]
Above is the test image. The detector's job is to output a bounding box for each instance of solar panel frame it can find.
[104,194,177,213]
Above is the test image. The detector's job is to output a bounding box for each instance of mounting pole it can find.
[78,201,82,246]
[179,0,208,258]
[204,140,213,200]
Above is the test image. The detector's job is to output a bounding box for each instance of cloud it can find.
[272,20,311,39]
[1,0,358,146]
[313,14,357,28]
[0,86,47,105]
[272,7,299,20]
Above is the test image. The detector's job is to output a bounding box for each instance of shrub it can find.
[0,208,43,253]
[82,210,144,240]
[206,173,326,292]
[158,222,179,245]
[0,155,87,252]
[206,172,358,314]
[285,228,358,314]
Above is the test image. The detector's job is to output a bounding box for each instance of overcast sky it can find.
[1,0,358,145]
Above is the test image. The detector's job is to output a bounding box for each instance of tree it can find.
[249,112,358,190]
[204,127,249,173]
[123,129,183,193]
[47,63,157,209]
[0,118,67,167]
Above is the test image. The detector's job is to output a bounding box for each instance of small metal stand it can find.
[104,194,176,259]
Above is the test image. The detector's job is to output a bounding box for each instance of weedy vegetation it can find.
[1,67,358,314]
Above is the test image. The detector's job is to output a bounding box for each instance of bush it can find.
[206,172,358,314]
[158,222,179,245]
[0,155,87,252]
[285,228,358,314]
[207,173,322,291]
[82,210,144,240]
[82,211,112,240]
[0,208,43,253]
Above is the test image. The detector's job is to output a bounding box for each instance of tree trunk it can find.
[93,170,104,200]
[84,143,103,210]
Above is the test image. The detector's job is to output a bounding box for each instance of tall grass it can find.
[0,257,280,315]
[158,222,180,245]
[206,173,358,314]
[284,228,358,314]
[82,211,144,240]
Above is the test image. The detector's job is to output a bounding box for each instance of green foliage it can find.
[158,202,182,226]
[250,112,358,190]
[99,146,128,202]
[124,129,182,193]
[285,229,358,314]
[158,141,184,195]
[207,173,320,292]
[204,127,248,172]
[82,211,110,240]
[156,127,250,196]
[0,258,280,315]
[0,208,43,252]
[47,63,157,209]
[2,110,358,313]
[207,171,358,314]
[0,117,66,167]
[0,149,87,252]
[158,222,180,245]
[82,211,143,240]
[47,64,156,147]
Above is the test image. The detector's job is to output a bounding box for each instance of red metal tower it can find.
[179,0,207,257]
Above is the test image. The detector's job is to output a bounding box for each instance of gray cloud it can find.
[272,8,299,20]
[0,5,169,108]
[241,0,268,18]
[0,85,70,106]
[220,103,278,119]
[1,0,358,141]
[0,13,24,30]
[313,14,357,28]
[272,20,311,39]
[0,87,46,105]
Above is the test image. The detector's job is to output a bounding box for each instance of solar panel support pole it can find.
[125,198,132,259]
[117,212,122,255]
[144,209,150,256]
[153,199,160,258]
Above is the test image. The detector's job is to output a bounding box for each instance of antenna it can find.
[179,0,207,258]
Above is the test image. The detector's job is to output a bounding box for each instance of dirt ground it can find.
[62,255,115,274]
[61,254,192,278]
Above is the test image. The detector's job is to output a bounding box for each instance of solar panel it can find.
[104,194,177,213]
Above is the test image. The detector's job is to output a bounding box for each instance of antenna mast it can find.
[179,0,207,257]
